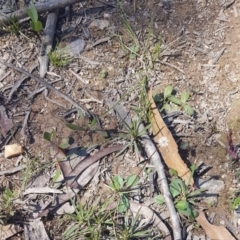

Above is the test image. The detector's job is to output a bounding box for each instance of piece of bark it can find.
[0,0,84,25]
[39,10,59,78]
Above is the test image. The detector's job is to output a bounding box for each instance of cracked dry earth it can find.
[1,0,240,239]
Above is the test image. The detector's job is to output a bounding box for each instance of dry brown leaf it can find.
[196,211,235,240]
[149,87,193,184]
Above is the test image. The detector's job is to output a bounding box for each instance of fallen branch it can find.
[0,0,84,25]
[138,119,182,240]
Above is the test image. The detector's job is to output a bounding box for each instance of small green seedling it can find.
[0,188,17,223]
[63,199,113,240]
[116,117,151,157]
[100,69,108,78]
[27,4,42,32]
[154,85,194,115]
[111,209,154,239]
[228,192,240,211]
[44,129,70,149]
[49,49,72,67]
[0,14,30,39]
[107,174,140,212]
[155,165,205,219]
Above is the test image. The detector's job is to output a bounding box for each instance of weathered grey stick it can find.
[138,119,182,240]
[39,9,59,78]
[2,61,91,118]
[0,0,83,25]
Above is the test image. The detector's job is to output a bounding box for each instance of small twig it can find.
[0,165,26,176]
[208,47,226,65]
[20,109,31,139]
[78,55,100,65]
[69,69,88,84]
[85,37,111,51]
[2,62,91,118]
[158,60,185,74]
[8,63,38,101]
[44,88,67,108]
[0,71,10,82]
[79,98,103,104]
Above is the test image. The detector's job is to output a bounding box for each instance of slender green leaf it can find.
[110,175,124,190]
[164,85,173,99]
[43,131,51,141]
[184,104,194,115]
[52,170,61,183]
[175,200,188,211]
[181,92,190,103]
[170,168,178,177]
[187,189,204,198]
[170,179,184,197]
[27,5,38,22]
[30,20,42,32]
[126,175,139,188]
[118,195,129,212]
[66,123,82,130]
[59,138,70,149]
[89,118,97,128]
[154,195,165,205]
[168,95,182,105]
